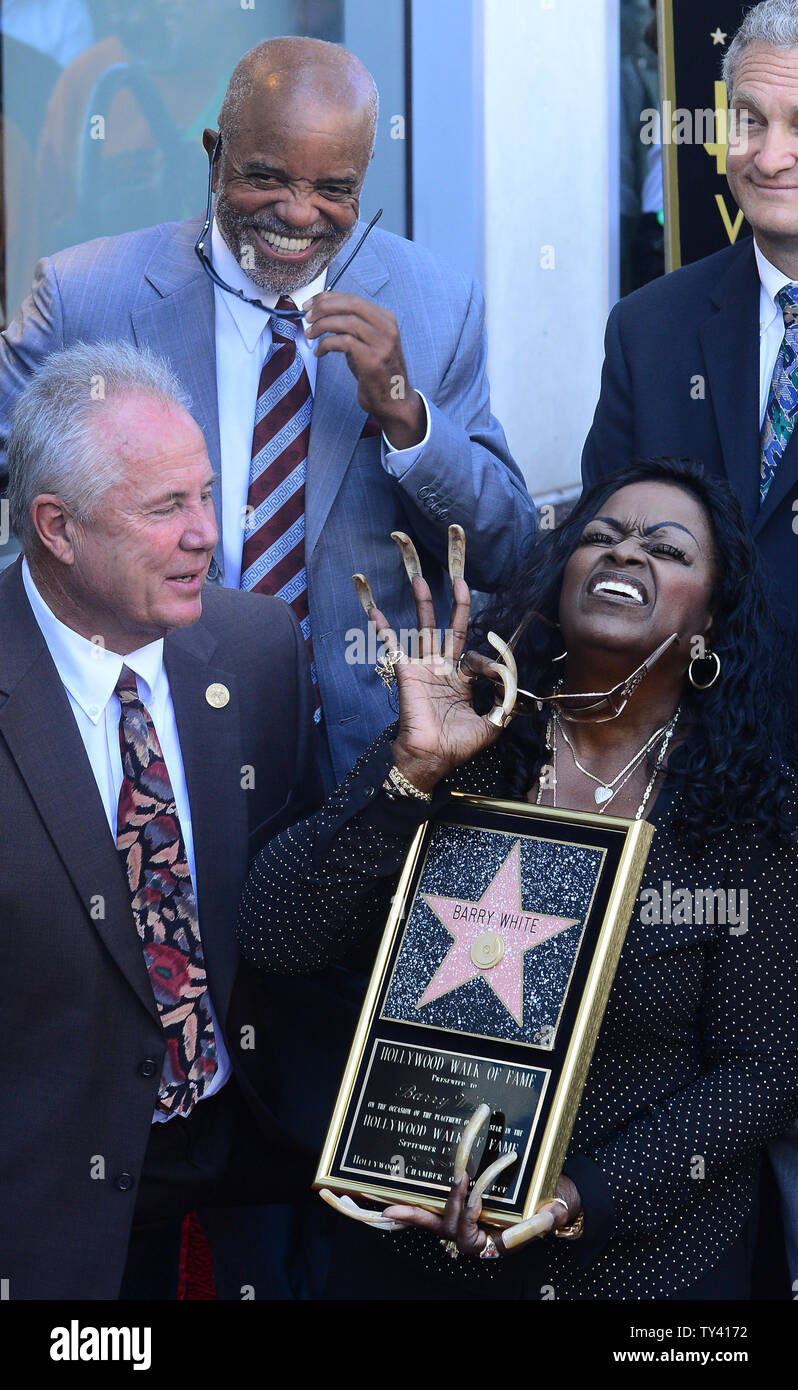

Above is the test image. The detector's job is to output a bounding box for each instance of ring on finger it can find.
[553,1210,585,1240]
[479,1233,501,1261]
[439,1238,460,1260]
[375,648,406,688]
[455,652,473,682]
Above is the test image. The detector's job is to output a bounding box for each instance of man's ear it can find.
[31,495,78,565]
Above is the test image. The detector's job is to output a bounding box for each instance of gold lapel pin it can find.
[205,682,230,709]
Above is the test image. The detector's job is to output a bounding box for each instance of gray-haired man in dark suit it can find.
[0,340,322,1298]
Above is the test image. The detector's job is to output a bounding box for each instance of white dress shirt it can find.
[755,240,798,426]
[210,221,430,588]
[21,560,231,1120]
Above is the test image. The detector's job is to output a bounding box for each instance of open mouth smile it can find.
[587,571,649,605]
[255,229,320,260]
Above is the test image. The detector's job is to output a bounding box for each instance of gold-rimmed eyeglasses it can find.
[469,626,680,724]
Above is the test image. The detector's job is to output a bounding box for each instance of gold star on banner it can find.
[711,27,727,46]
[417,840,579,1027]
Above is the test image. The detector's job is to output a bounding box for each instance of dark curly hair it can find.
[470,458,796,851]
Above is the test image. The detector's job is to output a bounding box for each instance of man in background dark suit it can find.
[0,339,323,1298]
[581,0,798,1287]
[582,3,798,651]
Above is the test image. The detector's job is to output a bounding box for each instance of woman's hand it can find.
[356,531,504,794]
[381,1173,583,1259]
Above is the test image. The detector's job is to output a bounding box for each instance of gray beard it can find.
[214,196,354,295]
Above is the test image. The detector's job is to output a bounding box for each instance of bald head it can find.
[218,37,378,152]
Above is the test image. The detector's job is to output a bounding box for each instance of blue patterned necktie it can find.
[240,295,320,717]
[760,284,798,503]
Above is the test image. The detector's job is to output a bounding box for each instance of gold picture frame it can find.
[658,0,681,271]
[316,794,654,1230]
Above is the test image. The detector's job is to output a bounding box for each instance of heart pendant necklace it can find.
[555,713,672,812]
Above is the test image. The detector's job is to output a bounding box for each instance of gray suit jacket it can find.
[0,562,323,1298]
[0,217,536,781]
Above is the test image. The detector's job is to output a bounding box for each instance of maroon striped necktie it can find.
[240,295,319,714]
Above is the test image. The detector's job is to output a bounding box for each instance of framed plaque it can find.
[315,794,654,1229]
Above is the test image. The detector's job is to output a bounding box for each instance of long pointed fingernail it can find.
[501,1209,555,1249]
[485,631,519,729]
[352,573,377,614]
[391,531,423,581]
[448,524,466,581]
[318,1188,403,1230]
[468,1150,518,1205]
[453,1102,491,1183]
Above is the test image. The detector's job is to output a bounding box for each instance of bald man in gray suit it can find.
[0,36,535,789]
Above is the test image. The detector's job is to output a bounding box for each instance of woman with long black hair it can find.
[238,458,798,1299]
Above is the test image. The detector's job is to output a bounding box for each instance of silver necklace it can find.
[556,713,671,808]
[536,707,681,819]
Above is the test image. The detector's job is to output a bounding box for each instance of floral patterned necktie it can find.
[760,284,798,503]
[115,665,217,1116]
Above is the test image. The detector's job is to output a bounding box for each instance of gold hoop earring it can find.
[688,650,721,690]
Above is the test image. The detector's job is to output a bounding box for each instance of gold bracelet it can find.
[383,765,433,802]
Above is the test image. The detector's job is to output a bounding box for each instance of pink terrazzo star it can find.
[417,840,579,1027]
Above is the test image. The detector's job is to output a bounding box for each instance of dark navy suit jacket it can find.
[581,238,798,648]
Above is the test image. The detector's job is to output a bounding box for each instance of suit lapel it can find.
[132,218,223,541]
[0,564,159,1021]
[698,240,761,529]
[305,230,392,562]
[164,623,247,1028]
[131,220,396,567]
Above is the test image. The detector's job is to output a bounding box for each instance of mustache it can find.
[250,216,337,240]
[217,201,337,242]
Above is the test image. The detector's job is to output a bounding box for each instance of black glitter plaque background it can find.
[381,824,605,1046]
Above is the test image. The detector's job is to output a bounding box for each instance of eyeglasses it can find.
[194,136,383,321]
[478,622,680,723]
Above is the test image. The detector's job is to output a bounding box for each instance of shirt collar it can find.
[754,238,798,333]
[21,558,165,724]
[210,221,328,353]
